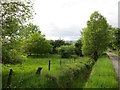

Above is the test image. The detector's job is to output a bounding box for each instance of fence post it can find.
[7,69,13,88]
[48,60,50,71]
[36,67,42,75]
[60,59,61,66]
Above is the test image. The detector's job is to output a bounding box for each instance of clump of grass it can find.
[85,54,118,88]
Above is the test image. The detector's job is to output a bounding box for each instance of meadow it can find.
[2,55,93,88]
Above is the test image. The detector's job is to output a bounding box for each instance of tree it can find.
[1,0,33,64]
[75,39,83,56]
[114,28,120,53]
[24,32,52,56]
[82,11,109,61]
[107,26,116,50]
[57,45,75,58]
[19,23,41,39]
[50,39,67,54]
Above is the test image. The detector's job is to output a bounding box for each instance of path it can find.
[107,52,120,82]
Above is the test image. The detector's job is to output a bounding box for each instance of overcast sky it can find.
[32,0,119,41]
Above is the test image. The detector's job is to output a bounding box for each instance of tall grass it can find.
[2,55,93,88]
[85,54,118,88]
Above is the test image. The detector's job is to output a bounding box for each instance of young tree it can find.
[82,11,109,61]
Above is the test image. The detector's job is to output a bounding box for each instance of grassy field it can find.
[2,55,93,88]
[85,54,118,88]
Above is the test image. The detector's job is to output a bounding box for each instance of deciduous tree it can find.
[1,0,33,63]
[82,11,109,61]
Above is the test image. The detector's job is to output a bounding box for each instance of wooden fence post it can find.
[7,69,13,88]
[60,59,61,66]
[36,67,42,75]
[48,60,50,71]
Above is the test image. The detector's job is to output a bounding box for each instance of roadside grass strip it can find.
[85,54,118,88]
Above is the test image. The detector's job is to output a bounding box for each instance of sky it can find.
[32,0,119,41]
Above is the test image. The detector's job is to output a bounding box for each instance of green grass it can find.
[85,54,118,88]
[0,64,2,89]
[2,55,93,88]
[112,50,120,55]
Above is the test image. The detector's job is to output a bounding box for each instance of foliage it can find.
[112,50,120,55]
[82,11,109,61]
[85,54,118,88]
[75,39,83,56]
[50,39,71,54]
[1,0,33,64]
[24,32,52,56]
[107,26,118,50]
[108,27,120,54]
[2,49,23,64]
[59,58,93,88]
[19,23,41,39]
[114,28,120,53]
[71,55,79,59]
[57,45,75,58]
[2,1,33,38]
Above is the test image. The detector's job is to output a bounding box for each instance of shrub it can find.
[57,45,75,58]
[2,49,23,64]
[58,59,94,88]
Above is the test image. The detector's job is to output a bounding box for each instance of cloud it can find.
[33,0,119,40]
[46,25,81,40]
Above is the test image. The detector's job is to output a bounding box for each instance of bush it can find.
[58,59,94,88]
[2,49,23,64]
[57,45,75,58]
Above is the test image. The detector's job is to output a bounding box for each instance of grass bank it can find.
[85,54,118,88]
